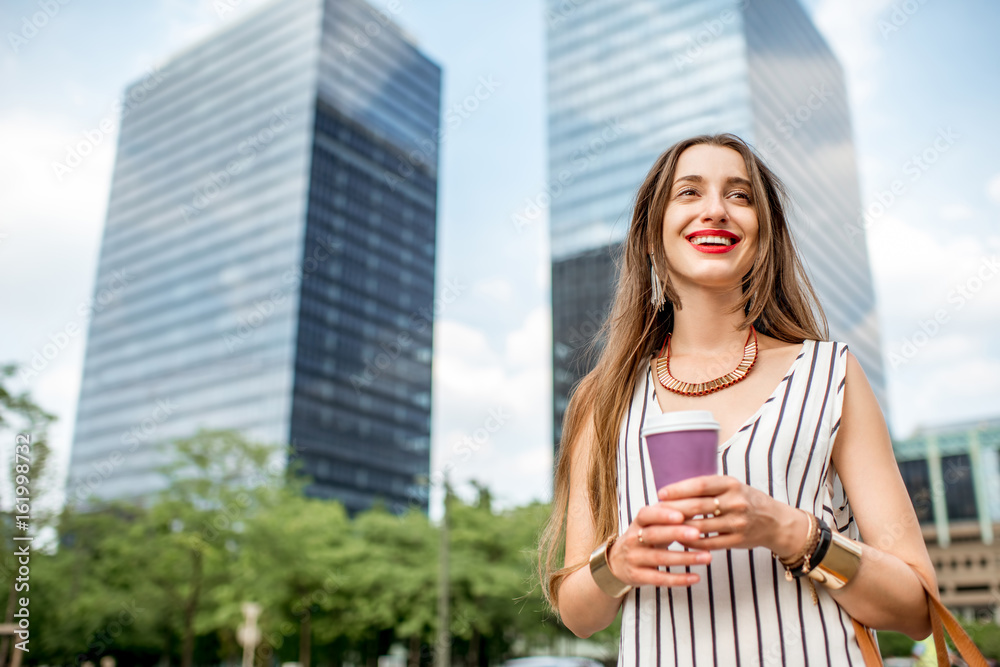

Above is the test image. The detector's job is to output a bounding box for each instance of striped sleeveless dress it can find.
[616,340,866,666]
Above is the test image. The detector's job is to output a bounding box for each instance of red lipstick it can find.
[685,229,741,254]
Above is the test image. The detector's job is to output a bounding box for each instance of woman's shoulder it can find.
[757,334,849,353]
[756,336,851,379]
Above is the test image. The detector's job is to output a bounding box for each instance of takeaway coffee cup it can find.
[641,410,720,492]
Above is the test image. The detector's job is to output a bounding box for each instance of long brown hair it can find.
[537,133,828,613]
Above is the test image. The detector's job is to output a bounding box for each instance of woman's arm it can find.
[556,411,625,638]
[656,351,936,639]
[557,409,707,638]
[819,351,935,639]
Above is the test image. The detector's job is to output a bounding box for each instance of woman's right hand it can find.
[609,503,713,588]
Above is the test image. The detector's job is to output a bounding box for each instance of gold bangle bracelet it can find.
[589,536,632,599]
[807,532,863,589]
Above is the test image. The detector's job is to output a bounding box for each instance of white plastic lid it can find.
[640,410,719,436]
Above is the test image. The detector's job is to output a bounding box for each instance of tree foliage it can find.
[22,425,586,666]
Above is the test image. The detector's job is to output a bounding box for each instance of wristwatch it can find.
[589,536,632,598]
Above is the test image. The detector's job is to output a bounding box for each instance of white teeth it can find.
[690,235,735,246]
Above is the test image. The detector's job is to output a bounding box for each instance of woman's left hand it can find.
[656,474,803,556]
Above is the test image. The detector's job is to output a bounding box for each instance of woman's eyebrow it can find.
[673,175,751,188]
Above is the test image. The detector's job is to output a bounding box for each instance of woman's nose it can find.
[702,192,727,221]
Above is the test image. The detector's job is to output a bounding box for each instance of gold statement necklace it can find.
[655,328,758,396]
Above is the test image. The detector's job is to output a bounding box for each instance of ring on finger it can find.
[638,528,645,545]
[713,498,722,517]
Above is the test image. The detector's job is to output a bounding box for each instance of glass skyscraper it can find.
[67,0,441,514]
[548,0,887,447]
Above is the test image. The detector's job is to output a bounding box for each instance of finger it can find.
[657,474,731,501]
[626,568,701,588]
[636,524,703,547]
[683,515,732,535]
[635,504,686,526]
[633,547,712,570]
[656,498,722,520]
[675,533,743,552]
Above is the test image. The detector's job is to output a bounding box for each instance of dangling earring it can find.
[649,254,665,311]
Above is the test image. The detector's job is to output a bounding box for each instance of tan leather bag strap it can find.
[852,567,988,667]
[851,617,883,666]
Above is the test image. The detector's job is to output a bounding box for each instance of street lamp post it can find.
[237,602,262,667]
[435,478,451,667]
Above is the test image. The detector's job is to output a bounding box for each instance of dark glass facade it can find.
[291,100,436,514]
[66,0,440,514]
[942,453,978,521]
[898,458,934,524]
[893,419,1000,537]
[551,246,617,446]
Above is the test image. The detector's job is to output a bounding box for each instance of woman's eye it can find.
[730,191,750,200]
[677,188,697,196]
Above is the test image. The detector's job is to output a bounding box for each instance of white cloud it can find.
[430,314,552,516]
[868,216,998,320]
[938,203,976,222]
[433,319,497,366]
[0,110,114,229]
[870,215,1000,434]
[988,173,1000,205]
[888,334,1000,436]
[0,109,119,516]
[504,306,550,369]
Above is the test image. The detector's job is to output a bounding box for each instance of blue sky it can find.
[2,0,998,515]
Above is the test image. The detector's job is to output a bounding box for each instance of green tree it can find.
[31,503,164,662]
[348,502,439,667]
[449,489,606,666]
[960,618,1000,660]
[221,490,354,667]
[118,429,286,667]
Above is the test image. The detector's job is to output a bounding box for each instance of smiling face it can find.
[660,143,759,292]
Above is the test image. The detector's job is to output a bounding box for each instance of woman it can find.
[538,134,936,665]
